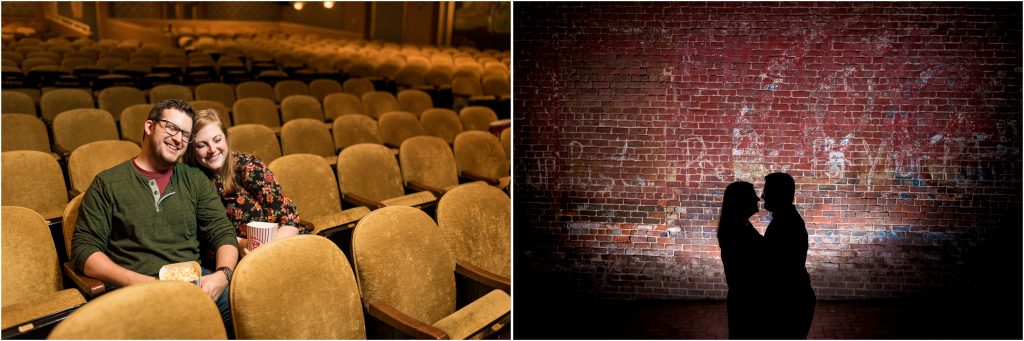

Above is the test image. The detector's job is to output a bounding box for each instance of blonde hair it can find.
[184,109,238,194]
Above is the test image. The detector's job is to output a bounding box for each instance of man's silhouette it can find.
[717,181,766,339]
[762,173,815,339]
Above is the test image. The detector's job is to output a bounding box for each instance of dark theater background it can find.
[513,2,1021,339]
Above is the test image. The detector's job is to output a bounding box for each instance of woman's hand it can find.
[274,225,300,240]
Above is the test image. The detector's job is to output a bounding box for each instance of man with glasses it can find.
[72,99,239,336]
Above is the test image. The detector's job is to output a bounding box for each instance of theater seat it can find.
[280,118,336,166]
[500,127,511,160]
[332,114,382,152]
[309,78,342,102]
[1,151,69,221]
[2,90,36,115]
[188,100,232,128]
[1,114,58,159]
[149,84,193,103]
[231,235,365,339]
[67,140,140,197]
[436,184,511,295]
[399,136,464,197]
[47,281,226,339]
[235,81,276,102]
[378,111,425,149]
[118,104,153,146]
[195,82,237,109]
[227,124,281,164]
[97,86,146,122]
[421,108,463,145]
[343,77,375,97]
[52,108,119,158]
[337,143,436,210]
[233,97,281,134]
[453,131,511,190]
[274,79,310,103]
[362,91,399,120]
[40,88,93,124]
[352,206,510,339]
[397,89,433,118]
[280,94,324,123]
[1,206,86,336]
[267,154,369,236]
[459,106,497,132]
[323,92,364,121]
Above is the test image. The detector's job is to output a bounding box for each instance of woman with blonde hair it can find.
[184,109,303,254]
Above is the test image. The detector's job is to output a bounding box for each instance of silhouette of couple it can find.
[717,173,815,339]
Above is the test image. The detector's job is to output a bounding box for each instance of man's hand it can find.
[200,270,228,300]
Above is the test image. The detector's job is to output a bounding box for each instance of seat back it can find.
[500,127,510,160]
[233,97,281,129]
[397,89,433,118]
[378,111,425,148]
[309,78,342,102]
[2,90,36,115]
[459,106,497,132]
[280,94,324,122]
[1,114,51,154]
[342,77,374,97]
[451,75,483,96]
[352,207,456,325]
[148,84,193,103]
[399,136,459,190]
[323,92,363,121]
[47,281,227,339]
[97,86,146,122]
[189,100,232,127]
[235,81,276,101]
[361,91,399,120]
[1,151,68,220]
[68,140,140,195]
[1,206,62,307]
[482,76,510,97]
[421,108,463,145]
[332,115,381,151]
[453,131,509,180]
[227,124,282,164]
[40,88,94,123]
[62,193,85,260]
[195,82,236,109]
[274,79,310,102]
[281,118,335,158]
[337,143,404,203]
[436,184,511,277]
[118,104,153,145]
[53,108,119,154]
[267,154,342,222]
[231,235,365,339]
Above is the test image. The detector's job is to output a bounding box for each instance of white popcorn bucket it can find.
[244,221,279,252]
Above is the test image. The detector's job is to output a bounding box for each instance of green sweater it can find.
[71,160,239,276]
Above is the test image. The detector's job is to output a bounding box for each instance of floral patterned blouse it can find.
[214,151,305,237]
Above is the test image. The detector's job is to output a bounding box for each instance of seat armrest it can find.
[406,180,446,197]
[367,299,449,340]
[61,263,105,298]
[341,192,383,210]
[460,170,499,186]
[53,143,71,160]
[298,220,315,234]
[455,260,511,293]
[68,189,81,200]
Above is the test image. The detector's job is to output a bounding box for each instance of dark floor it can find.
[513,297,1022,339]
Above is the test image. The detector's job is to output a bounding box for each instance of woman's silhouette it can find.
[717,181,765,339]
[762,172,815,339]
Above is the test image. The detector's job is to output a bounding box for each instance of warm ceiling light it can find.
[323,1,334,9]
[293,2,304,10]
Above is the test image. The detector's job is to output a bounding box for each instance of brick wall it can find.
[513,2,1022,300]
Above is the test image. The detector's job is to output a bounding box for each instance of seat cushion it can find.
[308,207,371,234]
[431,290,510,339]
[1,289,85,330]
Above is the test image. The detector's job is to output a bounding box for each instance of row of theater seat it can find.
[3,181,510,339]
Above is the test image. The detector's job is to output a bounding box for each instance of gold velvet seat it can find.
[436,184,511,290]
[500,127,511,160]
[232,97,281,134]
[332,114,382,152]
[397,89,433,118]
[343,77,375,98]
[52,108,119,158]
[40,88,93,124]
[67,140,140,197]
[399,136,464,197]
[118,103,153,146]
[280,118,336,166]
[421,108,463,145]
[309,78,342,102]
[267,153,370,235]
[361,91,399,120]
[148,84,194,103]
[1,150,68,220]
[323,92,364,121]
[97,86,146,122]
[235,81,276,102]
[482,75,511,98]
[195,82,237,109]
[274,79,310,103]
[280,94,324,123]
[337,143,436,210]
[458,106,498,132]
[352,206,510,339]
[1,114,58,159]
[47,281,227,339]
[188,100,232,127]
[453,131,511,190]
[2,90,36,115]
[231,235,366,339]
[227,123,282,164]
[378,111,425,149]
[1,206,86,335]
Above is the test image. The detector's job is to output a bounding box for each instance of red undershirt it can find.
[132,158,173,195]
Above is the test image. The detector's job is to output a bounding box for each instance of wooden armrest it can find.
[53,143,71,159]
[342,192,383,210]
[298,220,315,234]
[460,170,499,186]
[62,263,105,298]
[455,260,511,293]
[406,180,446,197]
[367,300,449,340]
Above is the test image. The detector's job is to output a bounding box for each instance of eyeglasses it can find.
[155,119,193,142]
